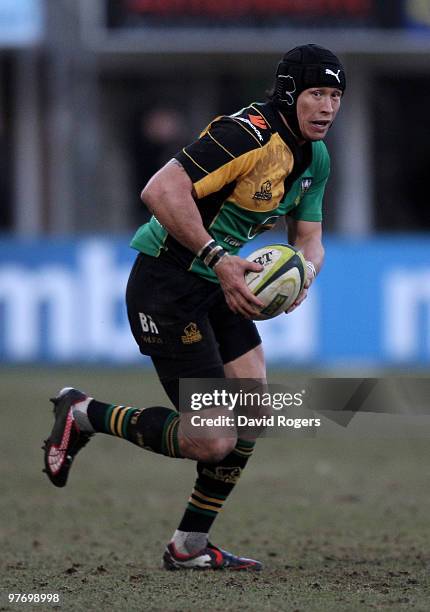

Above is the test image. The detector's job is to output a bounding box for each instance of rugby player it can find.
[43,44,345,570]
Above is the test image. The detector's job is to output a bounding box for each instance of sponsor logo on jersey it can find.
[181,322,203,345]
[224,235,243,248]
[234,116,264,141]
[248,114,267,129]
[252,180,272,201]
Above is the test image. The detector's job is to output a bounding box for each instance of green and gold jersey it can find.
[131,101,330,282]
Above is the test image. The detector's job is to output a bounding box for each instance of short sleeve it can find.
[175,116,266,199]
[288,142,330,222]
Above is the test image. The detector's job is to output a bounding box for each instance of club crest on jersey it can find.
[301,178,313,193]
[294,177,313,207]
[252,180,272,202]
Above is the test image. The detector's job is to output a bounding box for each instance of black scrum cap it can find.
[273,44,346,114]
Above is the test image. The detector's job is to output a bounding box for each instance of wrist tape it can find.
[306,261,317,278]
[197,239,227,269]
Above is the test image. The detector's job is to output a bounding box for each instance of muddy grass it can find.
[1,368,430,611]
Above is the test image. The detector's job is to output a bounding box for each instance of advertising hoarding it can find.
[1,235,429,366]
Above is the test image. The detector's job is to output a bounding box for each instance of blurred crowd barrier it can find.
[1,233,429,368]
[2,0,430,237]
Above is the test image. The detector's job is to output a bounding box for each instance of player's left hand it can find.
[285,262,315,314]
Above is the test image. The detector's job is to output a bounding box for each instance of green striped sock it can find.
[178,439,255,533]
[87,400,182,458]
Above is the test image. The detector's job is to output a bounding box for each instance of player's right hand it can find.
[285,260,315,314]
[215,255,264,318]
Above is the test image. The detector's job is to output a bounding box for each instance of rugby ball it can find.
[245,244,306,320]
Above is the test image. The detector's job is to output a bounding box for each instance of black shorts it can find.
[126,252,261,379]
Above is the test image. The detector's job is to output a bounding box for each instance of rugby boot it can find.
[42,387,93,488]
[163,541,262,571]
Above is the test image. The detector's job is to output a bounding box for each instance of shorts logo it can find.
[139,312,159,334]
[142,335,163,345]
[181,322,203,345]
[248,114,267,129]
[252,180,272,201]
[202,466,242,484]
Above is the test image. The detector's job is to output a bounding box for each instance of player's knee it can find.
[180,435,236,462]
[199,437,237,463]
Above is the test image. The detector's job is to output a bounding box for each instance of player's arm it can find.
[141,159,263,318]
[285,218,324,313]
[141,159,210,255]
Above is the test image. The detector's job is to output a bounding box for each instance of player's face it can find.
[296,87,342,141]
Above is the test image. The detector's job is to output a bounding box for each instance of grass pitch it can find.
[1,367,430,611]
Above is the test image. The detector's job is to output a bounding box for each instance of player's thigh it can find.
[152,355,236,461]
[151,355,236,461]
[223,343,266,381]
[151,355,224,410]
[208,296,265,379]
[210,301,267,443]
[126,252,220,364]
